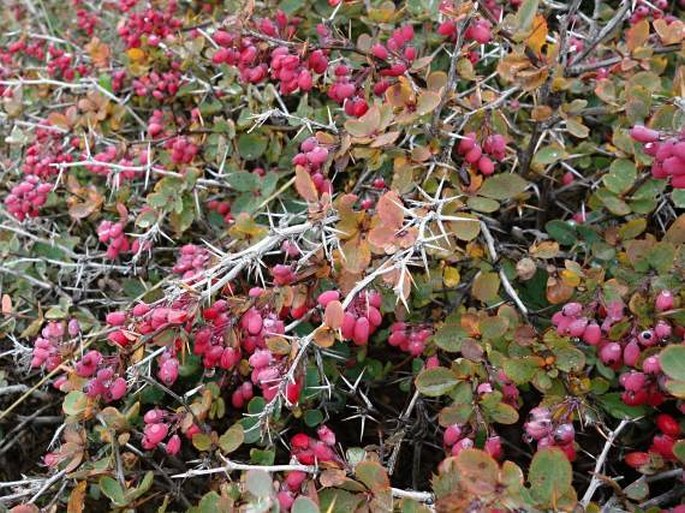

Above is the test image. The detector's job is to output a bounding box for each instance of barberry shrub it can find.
[1,0,685,511]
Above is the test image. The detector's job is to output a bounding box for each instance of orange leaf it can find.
[654,19,685,46]
[67,481,87,513]
[1,294,12,314]
[295,166,318,203]
[85,37,110,68]
[313,325,335,348]
[626,19,650,52]
[377,191,404,229]
[126,47,146,62]
[341,236,371,274]
[526,15,548,55]
[324,300,344,329]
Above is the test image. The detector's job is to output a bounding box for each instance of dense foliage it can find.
[1,0,685,511]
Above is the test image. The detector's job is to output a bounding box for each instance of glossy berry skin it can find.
[656,413,681,437]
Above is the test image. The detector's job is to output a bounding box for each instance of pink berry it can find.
[317,290,340,307]
[106,311,127,326]
[630,125,660,143]
[655,290,674,312]
[600,342,622,366]
[166,434,181,456]
[353,316,370,345]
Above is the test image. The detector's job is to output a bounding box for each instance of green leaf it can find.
[597,392,650,419]
[191,433,213,451]
[245,469,273,498]
[603,159,637,195]
[237,133,268,160]
[218,424,244,454]
[528,448,572,507]
[595,189,631,216]
[503,357,540,384]
[432,312,467,352]
[63,390,88,417]
[532,145,566,167]
[304,409,324,427]
[292,497,319,513]
[228,171,259,192]
[467,196,500,213]
[127,471,154,501]
[355,460,390,491]
[196,491,221,513]
[672,189,685,208]
[478,174,528,200]
[99,476,127,507]
[673,440,685,464]
[516,0,539,33]
[545,220,578,246]
[487,402,520,424]
[472,271,501,303]
[660,345,685,381]
[553,347,586,373]
[415,367,459,397]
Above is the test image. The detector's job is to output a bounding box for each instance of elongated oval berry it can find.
[582,323,602,345]
[625,451,650,468]
[341,312,356,339]
[623,341,641,367]
[106,311,127,326]
[367,306,382,327]
[285,470,307,490]
[143,422,169,448]
[656,413,681,437]
[599,342,622,366]
[108,377,127,401]
[568,317,588,337]
[165,434,181,456]
[554,423,575,444]
[655,290,674,312]
[353,316,370,345]
[443,424,462,446]
[317,290,340,307]
[655,320,672,339]
[246,312,263,335]
[630,125,660,143]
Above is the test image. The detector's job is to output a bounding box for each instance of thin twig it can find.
[580,419,630,507]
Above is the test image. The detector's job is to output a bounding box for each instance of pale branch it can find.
[390,487,435,504]
[569,0,631,67]
[580,419,630,507]
[430,19,468,135]
[171,461,318,478]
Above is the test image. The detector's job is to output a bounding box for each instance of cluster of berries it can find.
[317,290,383,346]
[4,175,53,221]
[23,128,73,178]
[278,426,337,510]
[388,322,432,356]
[443,423,503,459]
[31,320,80,371]
[141,408,182,455]
[166,136,199,165]
[553,291,681,407]
[172,244,211,281]
[207,199,234,224]
[117,6,182,49]
[457,132,507,176]
[630,125,685,189]
[132,67,184,101]
[523,407,576,461]
[292,137,333,196]
[97,219,131,259]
